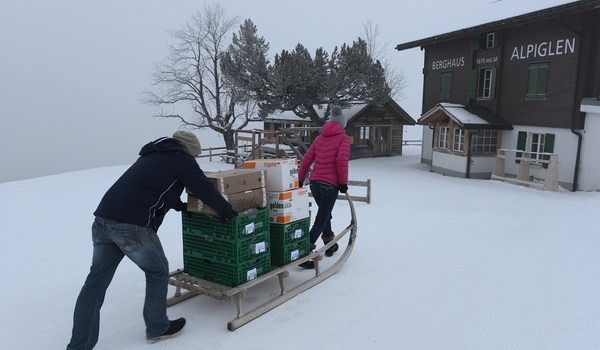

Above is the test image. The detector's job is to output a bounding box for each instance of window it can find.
[471,31,499,50]
[468,67,497,100]
[355,126,371,146]
[530,133,545,162]
[471,130,499,154]
[438,126,449,149]
[516,131,555,168]
[439,72,452,100]
[485,33,496,49]
[453,128,464,152]
[527,62,549,100]
[481,69,493,98]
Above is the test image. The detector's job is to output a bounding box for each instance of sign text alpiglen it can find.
[511,38,576,60]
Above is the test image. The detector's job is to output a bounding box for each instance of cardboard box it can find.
[203,169,266,195]
[243,158,299,192]
[267,188,310,223]
[187,187,267,215]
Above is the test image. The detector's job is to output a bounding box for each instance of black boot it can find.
[299,260,315,269]
[322,234,339,257]
[147,318,186,343]
[299,243,317,269]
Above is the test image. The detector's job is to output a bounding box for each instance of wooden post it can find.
[543,155,559,191]
[492,149,505,178]
[516,151,531,187]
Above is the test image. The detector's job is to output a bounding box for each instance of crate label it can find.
[294,229,303,239]
[290,249,299,261]
[247,268,257,281]
[245,222,255,235]
[254,242,266,254]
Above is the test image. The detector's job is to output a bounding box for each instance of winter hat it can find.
[329,105,347,128]
[172,130,201,156]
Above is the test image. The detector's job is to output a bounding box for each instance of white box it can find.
[267,188,310,223]
[243,158,299,192]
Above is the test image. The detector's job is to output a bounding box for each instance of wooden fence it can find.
[402,139,423,146]
[490,149,559,191]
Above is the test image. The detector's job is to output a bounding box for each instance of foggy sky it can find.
[0,0,566,183]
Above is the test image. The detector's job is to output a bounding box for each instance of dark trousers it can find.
[309,181,339,244]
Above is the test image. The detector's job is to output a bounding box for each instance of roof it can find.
[419,103,513,130]
[395,0,600,51]
[264,100,416,125]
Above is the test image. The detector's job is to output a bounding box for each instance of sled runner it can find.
[166,192,358,330]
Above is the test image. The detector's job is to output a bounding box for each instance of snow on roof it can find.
[419,103,513,129]
[440,103,488,124]
[265,104,369,122]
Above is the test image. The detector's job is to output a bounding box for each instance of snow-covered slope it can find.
[1,146,600,349]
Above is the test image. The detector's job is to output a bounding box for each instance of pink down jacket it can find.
[298,121,350,187]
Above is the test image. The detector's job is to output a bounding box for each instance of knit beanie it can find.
[172,130,201,156]
[329,106,347,128]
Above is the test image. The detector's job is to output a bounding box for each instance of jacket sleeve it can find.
[298,138,318,183]
[336,135,350,185]
[177,156,233,217]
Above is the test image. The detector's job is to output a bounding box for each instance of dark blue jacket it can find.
[94,137,232,230]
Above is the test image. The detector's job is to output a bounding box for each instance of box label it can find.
[247,268,257,281]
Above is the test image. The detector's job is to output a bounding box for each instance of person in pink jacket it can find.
[297,105,350,269]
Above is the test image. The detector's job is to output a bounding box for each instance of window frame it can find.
[453,128,464,152]
[468,67,498,100]
[481,68,493,99]
[471,130,499,154]
[438,126,449,149]
[355,126,371,146]
[485,33,496,49]
[516,131,555,169]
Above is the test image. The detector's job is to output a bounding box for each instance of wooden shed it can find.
[263,99,416,160]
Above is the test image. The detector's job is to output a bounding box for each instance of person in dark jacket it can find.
[66,131,237,349]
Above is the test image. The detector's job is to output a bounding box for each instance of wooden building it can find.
[263,99,416,160]
[395,0,600,191]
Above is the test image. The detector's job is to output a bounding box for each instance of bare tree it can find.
[141,2,256,150]
[361,19,408,101]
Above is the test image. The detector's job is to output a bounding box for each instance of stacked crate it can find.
[182,169,270,287]
[181,209,270,287]
[244,158,311,267]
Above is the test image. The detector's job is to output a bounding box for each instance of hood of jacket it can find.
[321,121,345,137]
[139,137,187,157]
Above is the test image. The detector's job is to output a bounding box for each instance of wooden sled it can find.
[166,192,358,330]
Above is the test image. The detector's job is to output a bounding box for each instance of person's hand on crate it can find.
[220,209,239,224]
[173,200,187,212]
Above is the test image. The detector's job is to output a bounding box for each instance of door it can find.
[373,126,390,156]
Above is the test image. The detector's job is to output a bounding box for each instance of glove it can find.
[220,209,239,224]
[338,184,348,193]
[173,201,187,212]
[299,182,303,188]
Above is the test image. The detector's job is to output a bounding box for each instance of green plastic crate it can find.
[182,207,269,240]
[183,254,271,287]
[183,230,270,264]
[270,236,311,266]
[269,218,310,247]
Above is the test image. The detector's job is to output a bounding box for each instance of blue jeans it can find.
[67,217,170,350]
[309,181,339,244]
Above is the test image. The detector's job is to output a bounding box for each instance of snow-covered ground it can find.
[2,145,600,349]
